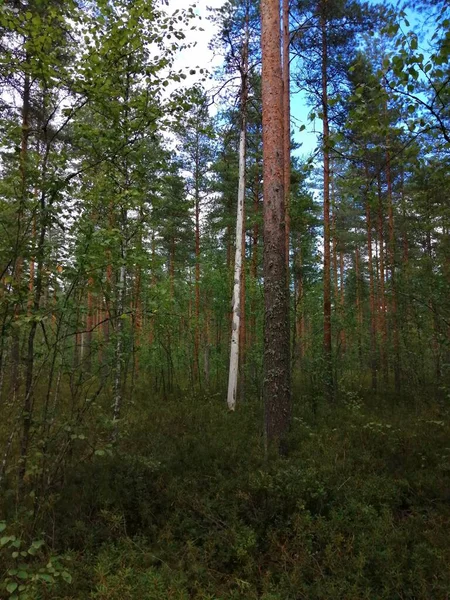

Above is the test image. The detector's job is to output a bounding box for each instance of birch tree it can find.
[222,2,251,410]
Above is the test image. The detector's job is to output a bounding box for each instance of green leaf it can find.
[1,536,14,546]
[6,582,18,594]
[61,571,72,584]
[0,522,6,533]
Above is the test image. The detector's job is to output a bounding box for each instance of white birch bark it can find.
[227,124,247,411]
[227,14,249,411]
[112,237,127,435]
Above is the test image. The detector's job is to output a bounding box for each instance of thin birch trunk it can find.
[12,71,31,403]
[112,242,126,433]
[227,12,249,411]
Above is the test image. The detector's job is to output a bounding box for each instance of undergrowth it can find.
[1,391,450,599]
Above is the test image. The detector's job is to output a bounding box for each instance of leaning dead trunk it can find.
[227,12,249,411]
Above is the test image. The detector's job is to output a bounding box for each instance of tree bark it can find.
[227,11,249,410]
[386,143,400,392]
[283,0,291,284]
[194,141,201,384]
[339,249,346,353]
[261,0,291,452]
[355,246,363,365]
[320,1,333,401]
[250,171,260,346]
[112,231,127,437]
[377,175,388,386]
[12,72,31,402]
[365,170,378,392]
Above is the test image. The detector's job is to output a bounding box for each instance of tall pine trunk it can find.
[386,143,400,392]
[365,171,377,392]
[283,0,291,283]
[320,2,333,401]
[377,175,388,386]
[261,0,291,451]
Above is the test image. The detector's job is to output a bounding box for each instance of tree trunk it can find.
[112,234,127,437]
[250,171,260,346]
[239,223,246,401]
[332,211,339,307]
[19,188,47,487]
[365,173,378,392]
[377,175,388,386]
[294,241,305,365]
[386,143,400,392]
[227,13,249,410]
[283,0,291,284]
[320,2,333,401]
[86,277,94,372]
[12,72,31,403]
[194,151,201,384]
[339,250,346,353]
[261,0,291,452]
[355,246,363,366]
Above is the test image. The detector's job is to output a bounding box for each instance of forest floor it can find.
[2,386,450,599]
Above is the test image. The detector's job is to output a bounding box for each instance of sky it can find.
[168,0,225,90]
[166,1,433,162]
[167,1,321,158]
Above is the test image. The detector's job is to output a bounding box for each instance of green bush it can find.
[7,395,450,599]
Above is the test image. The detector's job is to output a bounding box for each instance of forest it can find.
[0,0,449,598]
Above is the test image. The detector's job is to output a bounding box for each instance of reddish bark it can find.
[250,173,260,346]
[339,250,346,353]
[283,0,291,283]
[261,0,291,451]
[355,246,363,364]
[86,277,94,371]
[386,143,400,392]
[365,165,377,391]
[377,175,388,385]
[320,2,333,400]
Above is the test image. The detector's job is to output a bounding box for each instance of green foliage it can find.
[11,394,448,600]
[0,527,71,600]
